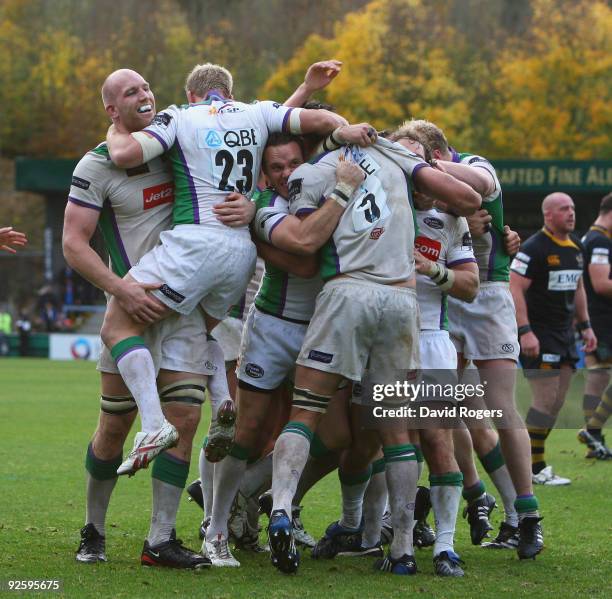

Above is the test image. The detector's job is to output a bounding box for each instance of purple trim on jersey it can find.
[447,258,477,268]
[68,196,102,211]
[439,301,446,330]
[318,195,327,207]
[487,227,498,280]
[142,129,168,152]
[269,192,280,207]
[332,238,341,274]
[450,147,461,163]
[205,89,229,102]
[105,199,132,270]
[295,208,316,217]
[115,345,146,363]
[412,162,432,180]
[268,215,287,241]
[175,139,200,224]
[282,108,293,133]
[277,273,289,317]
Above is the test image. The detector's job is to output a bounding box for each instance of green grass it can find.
[0,359,609,599]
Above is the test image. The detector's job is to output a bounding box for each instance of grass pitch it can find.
[0,359,609,598]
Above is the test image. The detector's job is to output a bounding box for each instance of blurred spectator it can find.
[16,312,32,357]
[41,301,59,332]
[0,307,11,356]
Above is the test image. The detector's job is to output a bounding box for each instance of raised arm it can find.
[284,60,342,108]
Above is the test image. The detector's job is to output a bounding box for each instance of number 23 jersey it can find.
[142,98,296,230]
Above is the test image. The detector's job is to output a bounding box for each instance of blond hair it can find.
[391,119,449,154]
[185,63,233,98]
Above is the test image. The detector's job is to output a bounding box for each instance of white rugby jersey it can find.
[288,138,429,284]
[415,209,476,330]
[68,143,174,277]
[253,188,323,321]
[141,94,296,230]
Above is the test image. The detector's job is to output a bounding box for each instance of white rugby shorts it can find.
[237,305,308,390]
[448,282,519,362]
[297,278,420,382]
[130,225,256,319]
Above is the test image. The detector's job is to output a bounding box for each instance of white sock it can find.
[272,431,311,516]
[361,468,388,547]
[147,478,182,547]
[85,475,117,536]
[206,455,247,540]
[206,339,230,419]
[338,468,371,529]
[199,448,214,519]
[240,453,273,498]
[115,347,163,431]
[430,483,461,556]
[487,465,518,527]
[386,459,418,559]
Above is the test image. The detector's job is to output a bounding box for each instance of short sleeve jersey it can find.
[581,224,612,335]
[141,96,295,229]
[416,209,476,331]
[510,227,584,331]
[68,143,174,277]
[452,150,509,282]
[288,138,429,284]
[251,188,323,322]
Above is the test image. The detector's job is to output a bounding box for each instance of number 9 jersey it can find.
[142,97,298,230]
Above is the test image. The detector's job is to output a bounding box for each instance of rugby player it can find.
[63,69,250,569]
[578,193,612,459]
[313,132,482,576]
[510,193,597,484]
[266,136,481,575]
[404,119,544,559]
[102,63,374,476]
[0,226,27,253]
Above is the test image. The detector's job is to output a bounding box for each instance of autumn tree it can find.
[489,0,612,159]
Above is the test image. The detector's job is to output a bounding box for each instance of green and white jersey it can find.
[452,150,509,282]
[252,187,323,321]
[415,209,476,331]
[288,138,429,284]
[68,143,174,277]
[141,95,296,231]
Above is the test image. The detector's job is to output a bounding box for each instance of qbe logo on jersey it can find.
[198,128,261,194]
[415,236,442,261]
[143,181,174,210]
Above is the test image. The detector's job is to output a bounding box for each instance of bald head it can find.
[542,192,575,236]
[101,69,145,107]
[541,192,573,215]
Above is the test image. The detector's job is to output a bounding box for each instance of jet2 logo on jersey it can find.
[415,236,441,261]
[143,182,174,210]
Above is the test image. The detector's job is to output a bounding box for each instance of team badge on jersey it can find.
[547,254,561,266]
[152,113,172,127]
[424,217,444,230]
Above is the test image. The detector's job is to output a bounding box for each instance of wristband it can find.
[329,187,350,208]
[518,325,532,336]
[322,133,342,152]
[427,262,455,291]
[576,320,591,332]
[330,126,344,146]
